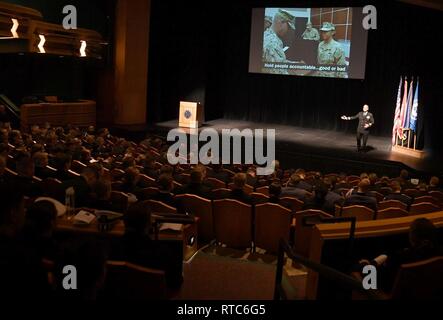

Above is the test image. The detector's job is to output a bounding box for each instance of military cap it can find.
[320,21,335,31]
[275,9,295,29]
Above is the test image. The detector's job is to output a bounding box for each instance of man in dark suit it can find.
[342,104,374,151]
[384,181,412,206]
[175,169,212,199]
[12,152,43,198]
[343,178,377,212]
[281,173,311,200]
[33,152,56,180]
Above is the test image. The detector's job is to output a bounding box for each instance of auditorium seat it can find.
[175,194,214,242]
[111,168,125,181]
[255,186,269,196]
[376,207,409,220]
[378,200,408,211]
[137,187,160,200]
[409,202,440,215]
[41,177,62,199]
[228,183,254,195]
[213,199,252,249]
[104,261,167,300]
[138,174,157,188]
[206,177,226,189]
[294,209,333,258]
[249,192,269,203]
[389,257,443,299]
[211,188,231,199]
[254,203,293,254]
[144,200,177,214]
[110,191,129,213]
[280,196,304,213]
[71,160,87,173]
[379,187,393,196]
[404,188,421,198]
[429,191,443,204]
[373,191,384,202]
[341,205,375,221]
[413,195,441,208]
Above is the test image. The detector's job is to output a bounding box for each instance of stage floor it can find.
[153,119,442,175]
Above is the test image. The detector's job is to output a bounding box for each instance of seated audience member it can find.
[323,177,344,214]
[281,174,310,201]
[114,202,183,289]
[22,200,57,260]
[384,181,412,206]
[90,179,113,211]
[268,182,292,209]
[12,152,42,198]
[151,174,181,209]
[428,176,442,192]
[360,172,369,180]
[415,182,429,197]
[9,130,24,147]
[303,184,329,212]
[120,167,143,195]
[33,152,55,179]
[142,154,159,179]
[60,165,99,208]
[343,179,377,212]
[54,239,107,301]
[367,173,380,192]
[358,218,443,292]
[334,173,351,192]
[175,168,212,199]
[293,169,313,191]
[0,186,50,300]
[207,163,230,184]
[246,167,258,188]
[53,153,73,181]
[227,173,253,204]
[396,169,415,190]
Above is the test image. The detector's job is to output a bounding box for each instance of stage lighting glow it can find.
[38,34,46,53]
[80,40,87,57]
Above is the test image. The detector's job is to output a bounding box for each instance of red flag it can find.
[392,77,402,145]
[398,78,408,140]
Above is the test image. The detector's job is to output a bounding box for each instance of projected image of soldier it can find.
[262,9,296,74]
[264,15,272,31]
[302,22,319,41]
[314,22,347,78]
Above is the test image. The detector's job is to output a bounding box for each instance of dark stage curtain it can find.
[147,0,443,154]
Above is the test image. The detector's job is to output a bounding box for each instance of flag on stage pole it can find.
[392,77,403,145]
[409,78,419,132]
[403,78,414,129]
[398,77,408,140]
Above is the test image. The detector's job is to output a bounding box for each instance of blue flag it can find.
[409,79,419,132]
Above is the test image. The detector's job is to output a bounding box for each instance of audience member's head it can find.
[194,164,207,180]
[190,169,203,184]
[94,179,111,201]
[25,200,57,237]
[232,172,247,190]
[312,183,328,204]
[357,178,370,194]
[295,168,305,179]
[123,167,140,186]
[15,152,34,178]
[81,165,100,187]
[288,173,301,187]
[417,182,428,192]
[54,153,72,172]
[269,182,282,198]
[33,152,49,168]
[368,173,378,185]
[429,176,440,188]
[360,172,369,180]
[390,180,401,193]
[159,164,173,177]
[158,173,173,192]
[409,218,437,249]
[400,169,409,180]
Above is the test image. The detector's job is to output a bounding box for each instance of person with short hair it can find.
[343,178,377,212]
[384,181,412,206]
[281,173,311,200]
[428,176,442,192]
[60,165,99,208]
[12,152,42,198]
[33,152,55,179]
[227,173,253,204]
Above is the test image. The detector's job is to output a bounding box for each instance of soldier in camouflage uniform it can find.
[315,22,347,78]
[262,9,296,75]
[302,22,320,41]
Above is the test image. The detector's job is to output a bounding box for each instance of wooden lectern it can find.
[179,101,204,128]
